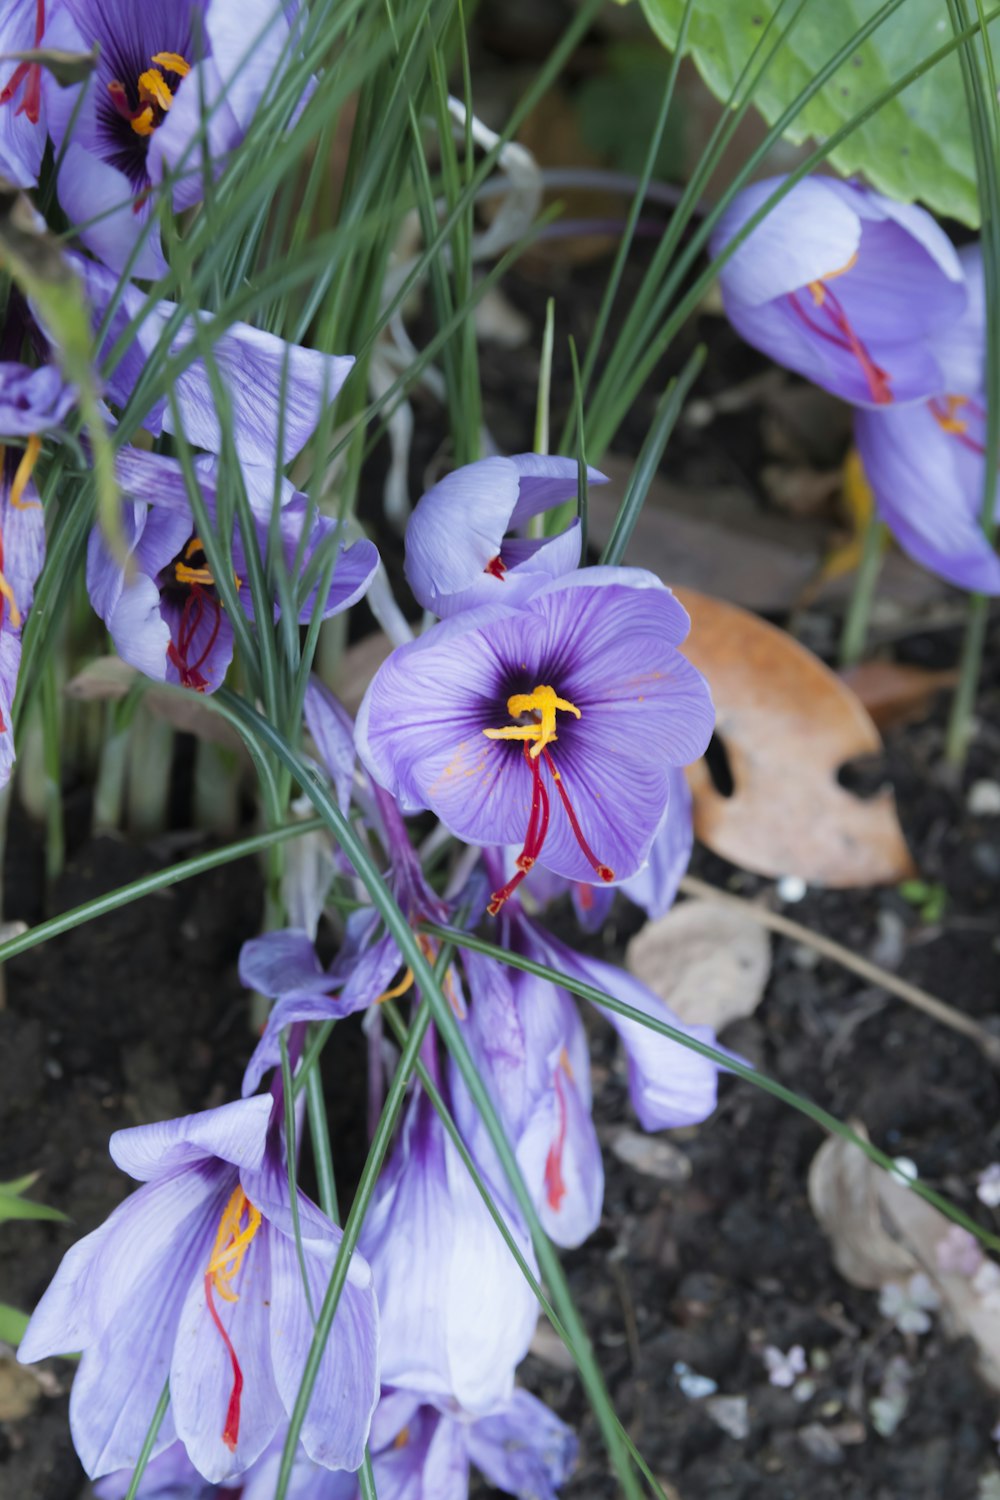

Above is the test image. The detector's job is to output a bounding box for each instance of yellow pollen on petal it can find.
[151,51,192,78]
[483,684,581,760]
[207,1185,262,1305]
[10,433,42,510]
[933,393,969,435]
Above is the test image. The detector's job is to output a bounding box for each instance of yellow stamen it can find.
[207,1185,262,1305]
[138,67,174,112]
[808,250,859,305]
[933,393,969,435]
[483,684,581,760]
[10,434,42,510]
[0,574,21,630]
[151,52,192,78]
[375,967,415,1004]
[175,536,216,588]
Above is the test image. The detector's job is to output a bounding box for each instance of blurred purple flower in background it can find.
[0,0,49,188]
[0,444,45,787]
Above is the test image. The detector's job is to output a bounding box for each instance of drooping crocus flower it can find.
[450,943,603,1249]
[404,454,606,618]
[44,0,310,275]
[359,1089,539,1416]
[854,244,1000,593]
[710,176,965,408]
[86,448,377,692]
[0,362,76,439]
[18,1095,379,1484]
[0,0,49,188]
[0,444,46,787]
[357,567,713,913]
[69,255,354,471]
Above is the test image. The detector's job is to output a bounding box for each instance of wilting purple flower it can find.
[18,1096,379,1483]
[0,446,45,788]
[711,176,965,408]
[404,454,606,618]
[357,568,713,910]
[0,363,76,438]
[70,255,354,471]
[359,1089,538,1415]
[44,0,309,275]
[450,944,603,1249]
[86,448,377,693]
[855,244,1000,594]
[0,0,48,187]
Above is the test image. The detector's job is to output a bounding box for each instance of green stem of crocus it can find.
[945,591,990,766]
[839,514,886,668]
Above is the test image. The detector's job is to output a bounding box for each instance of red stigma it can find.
[203,1273,244,1452]
[484,555,507,580]
[0,2,44,123]
[544,1066,569,1211]
[166,584,223,691]
[787,285,893,405]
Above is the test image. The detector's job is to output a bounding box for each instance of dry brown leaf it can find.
[625,900,770,1032]
[65,658,244,754]
[674,588,915,887]
[839,661,958,732]
[335,632,393,717]
[809,1127,1000,1393]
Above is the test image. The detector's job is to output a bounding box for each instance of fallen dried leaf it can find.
[809,1126,1000,1392]
[838,660,958,732]
[65,658,245,754]
[625,899,770,1032]
[0,1355,41,1421]
[674,588,915,887]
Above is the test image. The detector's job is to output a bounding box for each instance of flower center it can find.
[787,254,892,405]
[482,685,613,913]
[108,51,191,137]
[0,1,45,124]
[203,1184,262,1453]
[930,392,986,456]
[484,554,507,580]
[163,536,232,692]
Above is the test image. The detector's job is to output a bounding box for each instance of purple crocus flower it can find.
[95,1442,217,1500]
[356,567,713,911]
[710,176,965,408]
[17,1095,379,1484]
[86,448,377,693]
[0,0,48,187]
[0,446,45,788]
[0,362,76,438]
[70,255,354,471]
[359,1089,539,1416]
[450,944,603,1249]
[855,244,1000,593]
[43,0,308,275]
[404,454,607,618]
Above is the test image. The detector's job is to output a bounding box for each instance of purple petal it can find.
[0,627,21,788]
[619,764,693,919]
[206,0,294,129]
[55,144,166,280]
[147,58,242,212]
[507,453,607,527]
[467,1389,577,1499]
[94,1441,214,1500]
[404,457,521,610]
[110,1096,274,1182]
[304,678,356,815]
[371,1407,469,1500]
[239,930,326,997]
[516,1051,603,1248]
[0,364,75,437]
[711,177,862,305]
[241,993,340,1100]
[0,0,48,188]
[239,1437,359,1500]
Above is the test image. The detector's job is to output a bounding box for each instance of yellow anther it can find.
[375,967,415,1005]
[933,394,969,435]
[483,684,581,759]
[130,105,155,136]
[138,67,174,112]
[151,52,191,78]
[175,536,216,588]
[0,573,21,630]
[808,251,858,305]
[207,1185,261,1305]
[10,434,42,510]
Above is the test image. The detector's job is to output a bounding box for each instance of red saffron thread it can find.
[203,1274,244,1452]
[787,286,892,405]
[544,1065,569,1211]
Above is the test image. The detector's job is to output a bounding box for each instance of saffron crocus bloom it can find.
[86,449,377,692]
[357,568,713,911]
[0,0,48,187]
[855,245,1000,593]
[44,0,309,275]
[710,176,965,407]
[450,944,603,1248]
[0,362,76,438]
[0,446,45,787]
[18,1096,379,1484]
[359,1090,538,1415]
[71,255,354,471]
[404,454,606,618]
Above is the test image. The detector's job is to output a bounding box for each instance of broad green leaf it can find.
[638,0,996,225]
[0,1303,30,1345]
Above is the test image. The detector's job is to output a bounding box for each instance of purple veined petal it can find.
[368,1389,424,1453]
[932,242,986,395]
[0,627,21,789]
[239,930,326,997]
[147,56,242,213]
[569,880,614,933]
[435,521,583,620]
[94,1440,215,1500]
[333,921,408,1015]
[160,316,355,467]
[618,764,693,920]
[467,1389,578,1500]
[241,992,340,1099]
[239,1435,360,1500]
[304,677,356,816]
[855,400,1000,595]
[516,1046,603,1249]
[206,0,295,129]
[283,505,379,623]
[65,258,166,433]
[822,178,964,281]
[404,457,522,612]
[372,1407,470,1500]
[507,453,608,528]
[160,588,234,693]
[529,564,695,646]
[710,177,862,306]
[3,470,45,617]
[106,574,173,682]
[16,1220,112,1364]
[171,1216,285,1482]
[811,217,965,346]
[110,1095,274,1182]
[0,0,48,189]
[0,364,75,438]
[55,143,167,280]
[116,447,218,518]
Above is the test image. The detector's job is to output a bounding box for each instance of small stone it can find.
[673,1361,718,1400]
[969,780,1000,816]
[610,1129,692,1183]
[705,1395,750,1439]
[777,875,807,903]
[798,1423,844,1465]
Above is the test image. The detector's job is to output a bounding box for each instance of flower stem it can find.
[838,514,885,668]
[945,591,990,767]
